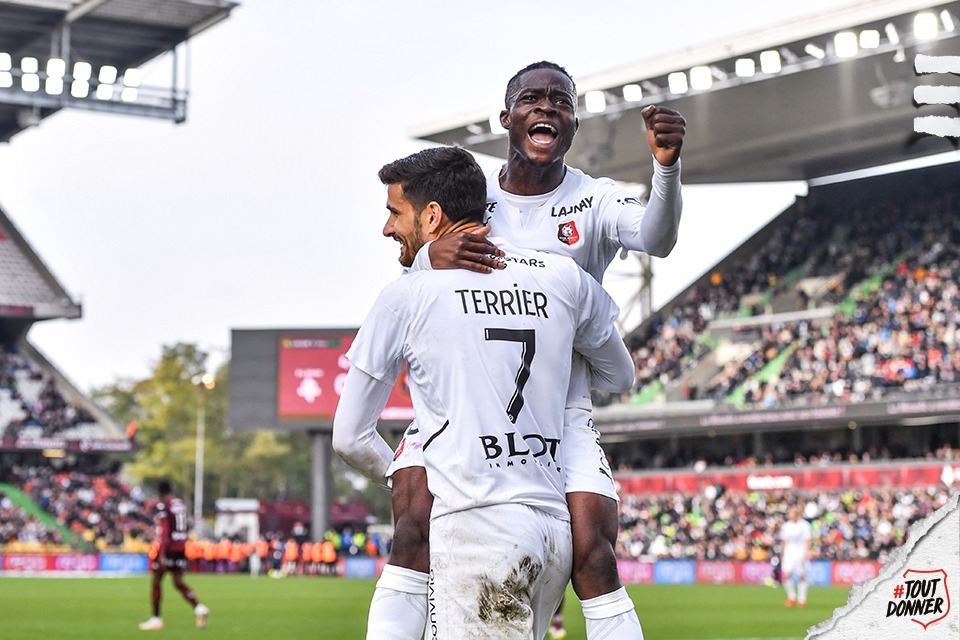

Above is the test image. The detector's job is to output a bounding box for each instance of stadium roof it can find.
[412,0,960,187]
[0,201,80,322]
[0,0,237,142]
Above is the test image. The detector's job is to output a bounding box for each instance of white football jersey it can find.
[485,166,646,284]
[781,518,813,554]
[486,166,651,409]
[347,239,620,519]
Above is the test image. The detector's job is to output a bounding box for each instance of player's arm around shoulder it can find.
[570,265,635,394]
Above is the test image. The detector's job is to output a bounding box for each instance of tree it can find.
[92,341,392,526]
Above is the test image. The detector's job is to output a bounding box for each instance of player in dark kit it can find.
[139,479,210,631]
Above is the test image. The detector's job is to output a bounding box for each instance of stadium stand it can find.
[616,486,954,563]
[609,162,960,411]
[0,204,129,456]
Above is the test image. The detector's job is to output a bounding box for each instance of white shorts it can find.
[387,421,423,478]
[781,551,809,577]
[561,408,618,500]
[428,503,572,640]
[388,411,619,501]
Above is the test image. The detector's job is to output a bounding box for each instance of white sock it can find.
[785,578,797,600]
[581,587,644,640]
[798,580,808,604]
[366,565,429,640]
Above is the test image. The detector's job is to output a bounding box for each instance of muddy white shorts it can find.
[428,503,572,640]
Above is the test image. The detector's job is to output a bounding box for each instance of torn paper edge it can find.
[806,488,960,638]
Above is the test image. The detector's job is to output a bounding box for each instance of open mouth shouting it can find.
[529,121,558,146]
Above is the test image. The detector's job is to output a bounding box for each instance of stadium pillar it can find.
[310,430,333,541]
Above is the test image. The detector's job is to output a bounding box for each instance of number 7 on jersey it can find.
[484,328,536,424]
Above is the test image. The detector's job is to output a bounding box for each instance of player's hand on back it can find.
[428,226,505,273]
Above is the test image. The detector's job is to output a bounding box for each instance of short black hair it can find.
[378,146,487,224]
[504,61,576,108]
[158,479,172,496]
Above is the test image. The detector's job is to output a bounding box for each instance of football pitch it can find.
[0,575,850,639]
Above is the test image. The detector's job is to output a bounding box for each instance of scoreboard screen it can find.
[229,328,413,433]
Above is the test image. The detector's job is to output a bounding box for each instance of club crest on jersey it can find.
[558,221,580,245]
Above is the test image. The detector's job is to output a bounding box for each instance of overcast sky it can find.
[0,0,894,392]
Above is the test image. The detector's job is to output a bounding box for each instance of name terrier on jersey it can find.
[456,285,549,318]
[886,578,946,618]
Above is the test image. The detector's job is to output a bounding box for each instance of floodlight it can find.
[488,113,505,134]
[804,43,826,59]
[98,65,118,84]
[0,72,11,88]
[859,30,880,49]
[885,23,900,45]
[667,72,688,94]
[44,77,63,95]
[73,62,92,81]
[759,50,781,74]
[121,87,138,102]
[71,80,89,98]
[622,84,642,101]
[22,74,40,92]
[123,68,142,87]
[585,90,606,113]
[21,57,38,74]
[735,58,756,77]
[96,83,114,100]
[689,66,712,91]
[46,58,66,78]
[914,12,938,40]
[834,32,858,58]
[0,53,12,71]
[940,10,955,32]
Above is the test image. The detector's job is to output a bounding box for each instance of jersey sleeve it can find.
[611,159,683,258]
[332,366,396,485]
[571,265,634,393]
[345,283,408,385]
[571,265,621,351]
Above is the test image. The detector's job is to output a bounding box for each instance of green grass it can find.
[0,575,850,639]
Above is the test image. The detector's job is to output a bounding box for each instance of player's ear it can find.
[423,201,443,234]
[500,109,510,130]
[574,116,579,133]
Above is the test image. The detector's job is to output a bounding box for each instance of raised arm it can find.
[616,105,685,258]
[332,366,397,487]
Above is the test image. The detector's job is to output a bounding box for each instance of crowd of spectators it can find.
[2,456,955,568]
[0,462,391,571]
[594,173,960,410]
[616,485,953,563]
[0,489,65,549]
[0,342,98,439]
[2,464,153,552]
